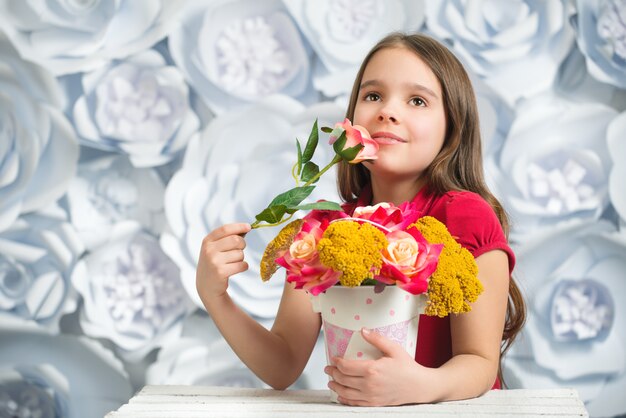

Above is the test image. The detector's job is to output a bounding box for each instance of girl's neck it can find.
[370,176,426,206]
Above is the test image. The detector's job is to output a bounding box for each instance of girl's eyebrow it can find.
[359,79,439,99]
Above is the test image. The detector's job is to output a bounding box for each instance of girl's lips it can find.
[371,131,407,144]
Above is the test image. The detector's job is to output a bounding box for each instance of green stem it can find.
[250,153,343,230]
[301,154,342,188]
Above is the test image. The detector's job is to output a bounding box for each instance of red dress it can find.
[344,184,515,390]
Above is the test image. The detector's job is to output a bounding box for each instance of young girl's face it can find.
[354,47,446,183]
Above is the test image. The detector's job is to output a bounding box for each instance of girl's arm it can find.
[326,249,510,406]
[196,223,321,390]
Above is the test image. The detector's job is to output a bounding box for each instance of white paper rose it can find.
[505,221,626,417]
[425,0,575,105]
[65,155,166,250]
[0,206,84,332]
[71,49,200,167]
[146,312,266,387]
[0,33,79,232]
[162,95,343,319]
[608,111,626,228]
[0,318,132,418]
[168,0,314,114]
[283,0,425,97]
[572,0,626,89]
[71,223,191,361]
[0,0,184,75]
[492,93,616,241]
[556,44,626,107]
[146,311,328,389]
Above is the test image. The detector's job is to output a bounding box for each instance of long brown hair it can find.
[338,32,525,385]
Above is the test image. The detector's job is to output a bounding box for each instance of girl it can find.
[196,33,526,406]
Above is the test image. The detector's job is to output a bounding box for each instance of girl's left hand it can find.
[324,328,428,406]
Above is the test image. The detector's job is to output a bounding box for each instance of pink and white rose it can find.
[329,118,378,163]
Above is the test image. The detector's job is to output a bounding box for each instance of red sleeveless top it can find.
[344,185,515,390]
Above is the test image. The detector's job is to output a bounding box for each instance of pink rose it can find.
[352,201,420,231]
[329,118,378,164]
[376,229,443,295]
[275,209,347,294]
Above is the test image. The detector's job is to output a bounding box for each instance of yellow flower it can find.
[317,221,387,287]
[411,216,483,317]
[260,219,304,282]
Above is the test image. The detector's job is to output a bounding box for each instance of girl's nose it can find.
[378,108,398,123]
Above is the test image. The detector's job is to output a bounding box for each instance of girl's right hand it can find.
[196,223,251,303]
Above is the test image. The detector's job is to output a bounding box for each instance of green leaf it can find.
[321,126,333,133]
[302,119,319,164]
[331,131,347,155]
[296,139,303,175]
[269,186,315,208]
[338,143,363,162]
[292,201,343,211]
[255,205,288,224]
[300,161,319,183]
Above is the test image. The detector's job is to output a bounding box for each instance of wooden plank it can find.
[106,387,588,418]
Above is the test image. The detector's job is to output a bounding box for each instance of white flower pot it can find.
[310,285,427,402]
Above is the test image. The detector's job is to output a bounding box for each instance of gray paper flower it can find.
[572,0,626,88]
[65,155,165,250]
[425,0,575,105]
[0,0,184,75]
[71,224,190,361]
[494,93,616,240]
[607,111,626,227]
[162,96,343,319]
[505,222,626,418]
[72,49,200,167]
[0,318,132,418]
[0,33,79,232]
[0,207,84,331]
[283,0,425,97]
[168,0,313,113]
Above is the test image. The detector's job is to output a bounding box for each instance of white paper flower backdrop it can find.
[1,0,625,417]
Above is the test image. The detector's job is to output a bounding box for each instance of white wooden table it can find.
[106,386,588,417]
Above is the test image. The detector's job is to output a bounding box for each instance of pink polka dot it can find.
[405,295,410,301]
[357,352,363,358]
[331,308,336,314]
[389,309,395,316]
[354,315,360,320]
[410,341,414,347]
[366,298,373,305]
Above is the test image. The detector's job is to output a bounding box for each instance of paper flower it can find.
[71,223,190,361]
[168,0,313,113]
[146,311,328,389]
[0,317,132,418]
[0,207,84,331]
[493,93,617,241]
[0,0,184,75]
[0,33,79,232]
[71,49,200,167]
[425,0,575,105]
[607,111,626,227]
[572,0,626,89]
[504,221,626,418]
[283,0,425,97]
[161,96,343,318]
[146,312,266,387]
[65,155,166,250]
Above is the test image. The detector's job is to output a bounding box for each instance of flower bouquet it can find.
[254,119,483,399]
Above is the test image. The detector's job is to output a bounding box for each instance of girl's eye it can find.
[411,97,426,106]
[364,93,380,101]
